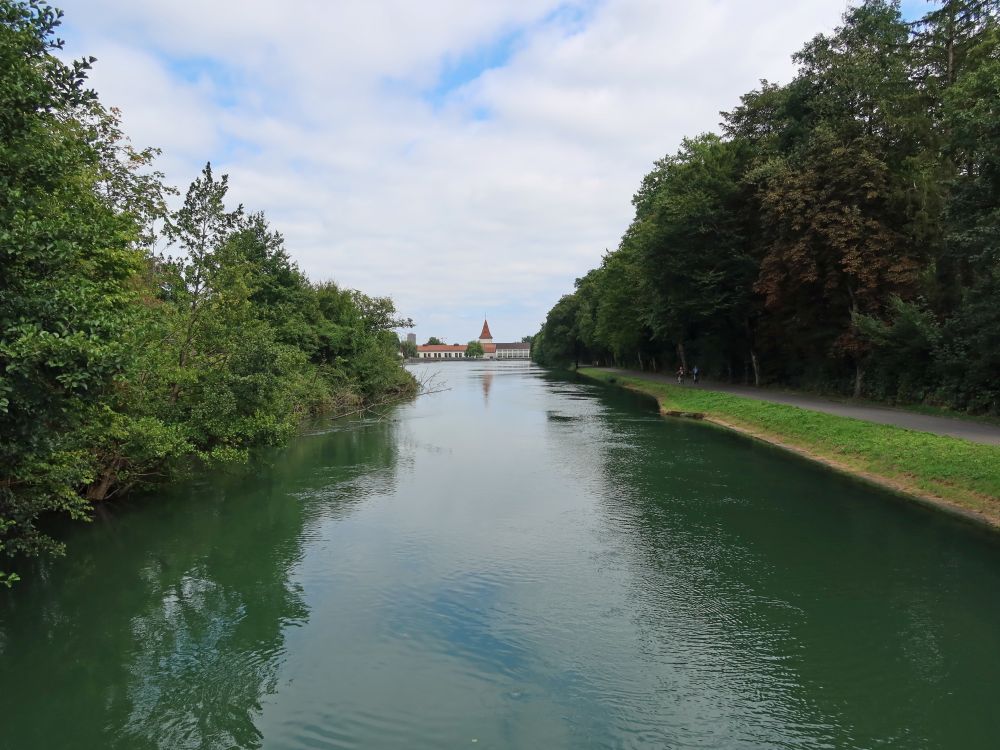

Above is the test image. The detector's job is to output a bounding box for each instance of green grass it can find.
[579,368,1000,521]
[884,401,1000,427]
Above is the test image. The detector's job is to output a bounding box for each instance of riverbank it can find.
[578,367,1000,529]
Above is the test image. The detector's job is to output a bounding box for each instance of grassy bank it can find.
[578,368,1000,527]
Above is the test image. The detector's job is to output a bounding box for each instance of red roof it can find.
[483,343,497,353]
[417,344,466,352]
[480,319,492,339]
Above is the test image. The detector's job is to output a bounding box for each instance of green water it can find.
[2,363,999,749]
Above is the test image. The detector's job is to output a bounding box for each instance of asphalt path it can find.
[590,367,1000,446]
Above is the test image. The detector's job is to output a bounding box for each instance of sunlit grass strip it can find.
[578,368,1000,525]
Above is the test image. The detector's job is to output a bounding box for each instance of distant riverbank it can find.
[578,367,1000,530]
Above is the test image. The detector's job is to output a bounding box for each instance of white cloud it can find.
[58,0,850,343]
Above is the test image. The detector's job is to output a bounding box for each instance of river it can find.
[2,362,999,749]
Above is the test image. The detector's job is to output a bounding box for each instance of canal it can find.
[2,362,999,749]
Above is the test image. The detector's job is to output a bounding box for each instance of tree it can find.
[307,281,415,400]
[593,245,652,370]
[941,23,1000,287]
[465,341,484,359]
[753,128,922,395]
[534,295,583,367]
[161,162,244,377]
[86,104,176,251]
[425,336,443,345]
[0,0,142,583]
[630,135,757,375]
[934,20,1000,411]
[752,2,931,395]
[911,0,999,91]
[533,0,1000,412]
[0,1,420,586]
[854,296,941,402]
[401,339,417,358]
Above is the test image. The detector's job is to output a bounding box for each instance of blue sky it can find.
[422,2,597,110]
[423,28,525,110]
[900,0,932,20]
[56,0,917,344]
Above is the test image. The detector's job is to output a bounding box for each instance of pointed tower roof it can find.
[480,319,493,340]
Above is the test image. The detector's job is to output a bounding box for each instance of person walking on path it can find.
[692,365,700,384]
[676,365,685,385]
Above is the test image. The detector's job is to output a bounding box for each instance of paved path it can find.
[590,367,1000,446]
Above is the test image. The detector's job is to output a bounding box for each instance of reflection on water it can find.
[2,364,1000,749]
[0,418,402,750]
[481,369,494,403]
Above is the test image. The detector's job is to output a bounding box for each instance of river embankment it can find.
[578,367,1000,529]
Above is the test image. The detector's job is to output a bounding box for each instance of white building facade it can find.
[414,320,531,361]
[496,343,531,359]
[416,345,467,359]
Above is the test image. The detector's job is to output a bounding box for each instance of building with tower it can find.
[415,319,530,360]
[477,319,497,359]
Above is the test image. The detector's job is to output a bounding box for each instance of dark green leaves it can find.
[536,0,1000,409]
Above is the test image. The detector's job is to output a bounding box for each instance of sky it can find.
[56,0,929,344]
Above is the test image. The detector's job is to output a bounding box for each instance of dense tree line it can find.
[534,0,1000,414]
[0,1,415,585]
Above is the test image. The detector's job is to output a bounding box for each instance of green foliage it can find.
[465,340,484,358]
[0,0,141,576]
[533,294,581,367]
[425,336,443,345]
[594,247,651,365]
[936,279,1000,413]
[633,134,757,370]
[855,297,941,403]
[539,0,1000,412]
[82,169,417,501]
[0,1,416,583]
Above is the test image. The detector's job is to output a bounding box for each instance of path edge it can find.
[578,369,1000,533]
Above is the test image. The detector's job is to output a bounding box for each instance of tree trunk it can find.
[676,341,687,371]
[743,317,759,386]
[946,7,956,85]
[637,351,644,371]
[845,286,864,398]
[750,349,761,387]
[86,460,120,501]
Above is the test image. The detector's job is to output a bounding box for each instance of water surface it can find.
[2,362,999,749]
